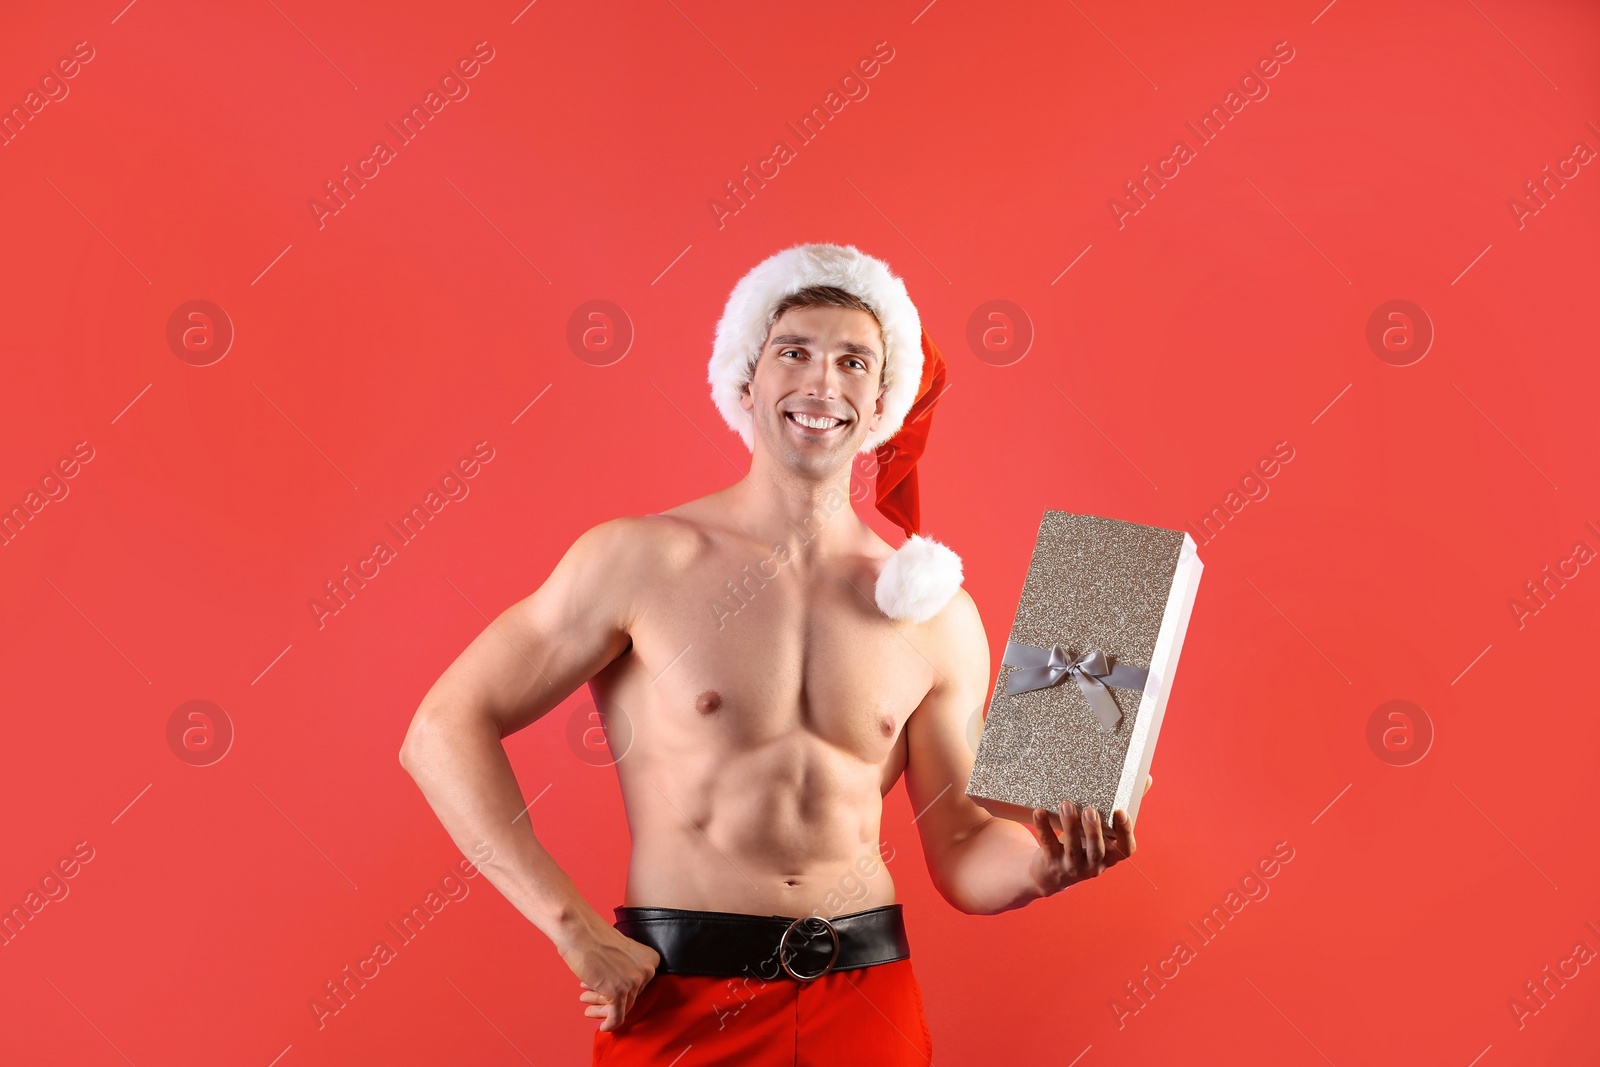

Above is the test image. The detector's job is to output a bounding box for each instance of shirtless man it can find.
[399,244,1145,1064]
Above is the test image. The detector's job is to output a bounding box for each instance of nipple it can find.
[879,714,895,737]
[695,689,723,715]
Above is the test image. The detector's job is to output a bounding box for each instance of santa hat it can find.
[708,242,963,624]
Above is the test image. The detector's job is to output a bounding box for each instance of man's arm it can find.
[398,516,658,1031]
[902,588,1139,915]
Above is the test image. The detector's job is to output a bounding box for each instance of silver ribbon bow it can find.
[1001,640,1149,732]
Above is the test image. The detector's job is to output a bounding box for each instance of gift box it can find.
[965,510,1203,832]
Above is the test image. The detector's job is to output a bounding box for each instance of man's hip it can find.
[614,901,911,980]
[591,903,932,1066]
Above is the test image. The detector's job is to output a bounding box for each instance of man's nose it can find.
[801,353,842,395]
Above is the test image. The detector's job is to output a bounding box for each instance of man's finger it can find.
[1032,808,1065,857]
[1144,773,1153,796]
[1081,806,1107,871]
[1107,809,1137,862]
[1059,800,1088,870]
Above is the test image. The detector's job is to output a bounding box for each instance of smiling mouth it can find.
[785,411,849,433]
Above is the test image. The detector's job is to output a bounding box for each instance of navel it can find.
[695,689,723,716]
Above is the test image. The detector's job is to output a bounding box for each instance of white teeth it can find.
[789,412,842,429]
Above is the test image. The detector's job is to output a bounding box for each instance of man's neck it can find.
[725,450,865,564]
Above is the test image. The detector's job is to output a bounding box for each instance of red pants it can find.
[590,958,933,1066]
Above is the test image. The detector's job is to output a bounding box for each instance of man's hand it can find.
[565,916,661,1033]
[1027,773,1151,897]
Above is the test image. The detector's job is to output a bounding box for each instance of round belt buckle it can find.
[778,916,840,981]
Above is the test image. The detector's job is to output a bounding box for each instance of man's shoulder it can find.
[568,513,709,575]
[914,584,990,693]
[923,584,985,644]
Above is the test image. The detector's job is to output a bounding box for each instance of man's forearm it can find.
[400,708,597,949]
[933,815,1050,916]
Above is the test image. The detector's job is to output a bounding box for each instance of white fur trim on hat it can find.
[875,533,964,624]
[709,243,923,455]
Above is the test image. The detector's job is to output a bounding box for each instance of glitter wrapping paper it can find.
[966,511,1204,830]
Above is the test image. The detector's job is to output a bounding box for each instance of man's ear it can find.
[863,379,887,433]
[737,376,753,414]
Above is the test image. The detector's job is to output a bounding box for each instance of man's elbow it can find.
[927,866,987,916]
[398,705,447,774]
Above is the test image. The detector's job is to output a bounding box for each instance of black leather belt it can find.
[613,903,911,981]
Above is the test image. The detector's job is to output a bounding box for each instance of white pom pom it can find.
[875,533,964,623]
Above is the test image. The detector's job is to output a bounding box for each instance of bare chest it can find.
[598,544,936,763]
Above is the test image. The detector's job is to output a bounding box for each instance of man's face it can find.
[739,305,887,477]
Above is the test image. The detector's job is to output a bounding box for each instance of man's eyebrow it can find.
[767,333,881,362]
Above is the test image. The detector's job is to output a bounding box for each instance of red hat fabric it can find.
[873,327,948,539]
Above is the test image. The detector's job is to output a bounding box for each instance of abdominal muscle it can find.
[615,726,900,919]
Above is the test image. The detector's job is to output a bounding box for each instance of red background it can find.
[2,0,1597,1064]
